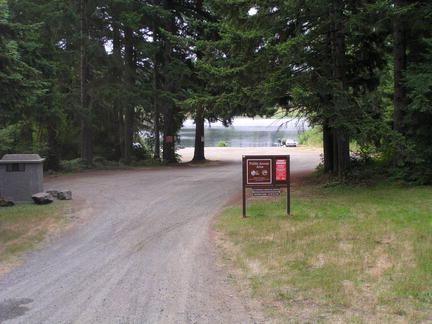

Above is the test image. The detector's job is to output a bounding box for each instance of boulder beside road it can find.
[0,197,14,207]
[57,190,72,200]
[32,192,54,205]
[45,190,72,200]
[46,190,59,198]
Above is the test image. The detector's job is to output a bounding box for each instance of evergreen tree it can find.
[209,1,389,176]
[392,1,432,182]
[0,0,43,127]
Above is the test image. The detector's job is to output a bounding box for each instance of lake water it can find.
[179,117,310,147]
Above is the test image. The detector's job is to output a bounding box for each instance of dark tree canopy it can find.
[0,0,431,182]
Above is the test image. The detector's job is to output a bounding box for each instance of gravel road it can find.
[0,147,320,324]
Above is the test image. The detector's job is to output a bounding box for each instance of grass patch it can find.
[216,183,432,323]
[299,127,362,152]
[0,203,68,274]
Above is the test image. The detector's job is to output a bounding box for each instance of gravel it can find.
[0,147,320,324]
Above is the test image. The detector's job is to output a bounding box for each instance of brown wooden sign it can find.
[242,155,290,217]
[246,159,272,184]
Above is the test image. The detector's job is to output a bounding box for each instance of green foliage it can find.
[0,0,431,180]
[0,0,44,124]
[216,140,228,147]
[298,127,323,147]
[400,38,432,183]
[0,123,45,157]
[1,0,214,166]
[0,124,17,155]
[59,159,85,173]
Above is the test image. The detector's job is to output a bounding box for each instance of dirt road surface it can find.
[0,147,320,324]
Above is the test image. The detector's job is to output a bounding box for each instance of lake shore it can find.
[179,117,310,147]
[179,146,322,163]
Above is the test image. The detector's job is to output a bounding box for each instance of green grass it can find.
[216,183,432,323]
[298,127,361,152]
[0,203,66,270]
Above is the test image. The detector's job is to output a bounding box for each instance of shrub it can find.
[59,158,84,173]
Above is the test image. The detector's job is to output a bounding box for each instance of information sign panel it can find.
[252,188,281,197]
[246,159,272,185]
[275,159,287,181]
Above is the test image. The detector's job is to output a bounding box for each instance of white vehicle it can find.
[284,139,297,147]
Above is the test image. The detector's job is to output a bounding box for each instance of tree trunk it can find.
[393,0,407,133]
[123,26,135,163]
[322,29,334,174]
[323,121,334,173]
[80,0,93,166]
[124,107,134,163]
[46,123,60,171]
[193,116,205,161]
[20,121,33,152]
[336,130,350,178]
[152,61,160,160]
[153,111,160,160]
[118,109,125,159]
[330,0,350,176]
[113,21,124,161]
[192,0,206,162]
[161,0,176,163]
[332,130,339,175]
[162,110,176,163]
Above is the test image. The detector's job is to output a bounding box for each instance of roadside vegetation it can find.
[216,180,432,323]
[269,109,299,119]
[299,127,363,153]
[217,141,229,147]
[298,127,323,147]
[0,203,69,274]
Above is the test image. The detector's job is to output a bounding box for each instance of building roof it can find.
[0,154,45,164]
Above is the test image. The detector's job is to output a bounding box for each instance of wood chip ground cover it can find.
[215,183,432,323]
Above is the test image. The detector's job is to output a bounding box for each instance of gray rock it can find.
[45,190,59,198]
[57,190,72,200]
[0,197,14,207]
[32,192,54,205]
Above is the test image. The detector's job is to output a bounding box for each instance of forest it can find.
[1,0,431,183]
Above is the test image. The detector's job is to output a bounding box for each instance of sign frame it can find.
[242,155,290,217]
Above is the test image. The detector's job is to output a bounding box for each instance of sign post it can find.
[242,155,290,218]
